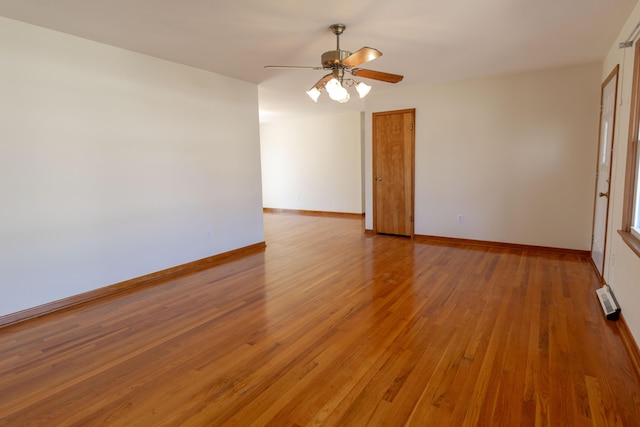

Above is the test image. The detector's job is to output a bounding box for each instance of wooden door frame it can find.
[590,65,619,281]
[372,108,416,237]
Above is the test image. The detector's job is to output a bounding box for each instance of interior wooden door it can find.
[373,109,415,236]
[591,66,618,279]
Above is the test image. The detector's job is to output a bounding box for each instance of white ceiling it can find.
[0,0,637,121]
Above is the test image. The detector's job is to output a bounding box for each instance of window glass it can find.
[621,41,640,253]
[632,152,640,239]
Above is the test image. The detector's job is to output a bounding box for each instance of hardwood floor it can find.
[1,212,639,426]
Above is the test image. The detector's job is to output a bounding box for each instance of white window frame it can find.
[621,41,640,257]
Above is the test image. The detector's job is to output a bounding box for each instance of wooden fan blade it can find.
[264,65,324,70]
[310,73,333,89]
[342,47,382,67]
[351,68,404,83]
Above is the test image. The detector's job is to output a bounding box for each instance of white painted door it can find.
[591,66,618,278]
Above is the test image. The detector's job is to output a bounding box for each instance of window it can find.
[621,41,640,256]
[634,137,640,234]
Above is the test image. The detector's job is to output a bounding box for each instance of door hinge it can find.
[409,123,414,131]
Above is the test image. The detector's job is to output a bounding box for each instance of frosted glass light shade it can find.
[306,87,321,102]
[356,81,371,98]
[325,78,350,103]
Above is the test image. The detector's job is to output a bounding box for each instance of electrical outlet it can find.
[457,215,464,224]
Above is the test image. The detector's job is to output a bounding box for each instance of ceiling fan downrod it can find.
[330,24,345,51]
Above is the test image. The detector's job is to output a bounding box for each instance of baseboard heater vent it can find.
[596,285,621,321]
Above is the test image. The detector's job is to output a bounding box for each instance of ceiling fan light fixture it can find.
[306,87,322,102]
[355,81,371,98]
[267,24,404,106]
[325,78,350,103]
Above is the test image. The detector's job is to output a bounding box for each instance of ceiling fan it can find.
[264,24,404,103]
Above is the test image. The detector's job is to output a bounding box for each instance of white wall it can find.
[602,1,640,347]
[0,17,264,316]
[260,111,363,213]
[364,63,601,250]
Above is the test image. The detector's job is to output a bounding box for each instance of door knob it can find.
[376,177,383,181]
[599,191,609,198]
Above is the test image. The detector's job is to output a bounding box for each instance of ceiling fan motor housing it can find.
[321,50,352,68]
